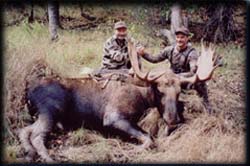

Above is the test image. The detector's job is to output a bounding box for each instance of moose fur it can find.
[19,69,182,162]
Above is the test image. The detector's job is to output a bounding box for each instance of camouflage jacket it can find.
[143,44,198,75]
[101,35,142,70]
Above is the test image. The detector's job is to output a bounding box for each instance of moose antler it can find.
[196,41,221,81]
[128,40,148,79]
[128,39,222,85]
[180,40,222,84]
[128,40,166,82]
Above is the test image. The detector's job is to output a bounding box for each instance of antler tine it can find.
[128,39,167,83]
[213,53,223,69]
[127,40,153,81]
[201,38,205,51]
[209,43,221,66]
[212,51,219,63]
[209,42,216,52]
[209,43,212,51]
[147,70,166,82]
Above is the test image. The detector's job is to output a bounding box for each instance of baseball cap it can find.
[114,21,127,29]
[175,27,190,36]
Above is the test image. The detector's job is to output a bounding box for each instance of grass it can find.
[3,4,246,164]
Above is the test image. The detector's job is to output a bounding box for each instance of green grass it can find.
[4,18,166,77]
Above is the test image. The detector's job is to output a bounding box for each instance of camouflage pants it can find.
[181,82,212,113]
[194,82,211,113]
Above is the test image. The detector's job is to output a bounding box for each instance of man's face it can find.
[176,33,189,49]
[115,27,127,40]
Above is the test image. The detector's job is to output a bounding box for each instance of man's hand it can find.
[136,46,145,56]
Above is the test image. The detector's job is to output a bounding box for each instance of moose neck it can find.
[151,84,164,112]
[138,83,160,109]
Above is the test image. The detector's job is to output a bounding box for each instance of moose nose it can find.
[164,99,180,125]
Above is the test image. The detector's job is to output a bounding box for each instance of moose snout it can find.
[163,99,181,125]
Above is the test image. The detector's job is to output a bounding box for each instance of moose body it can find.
[19,41,220,162]
[20,75,181,162]
[27,77,162,130]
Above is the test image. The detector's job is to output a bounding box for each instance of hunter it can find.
[100,21,143,72]
[138,26,212,113]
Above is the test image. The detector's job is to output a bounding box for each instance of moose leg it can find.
[30,113,54,162]
[19,125,36,161]
[164,123,182,136]
[103,112,152,148]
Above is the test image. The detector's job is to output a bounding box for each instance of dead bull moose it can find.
[19,40,221,162]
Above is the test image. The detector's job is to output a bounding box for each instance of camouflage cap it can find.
[175,27,190,36]
[114,21,127,29]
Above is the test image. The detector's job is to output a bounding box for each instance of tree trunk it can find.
[182,10,189,29]
[158,3,185,45]
[170,3,182,36]
[48,1,60,41]
[28,2,34,23]
[203,4,237,43]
